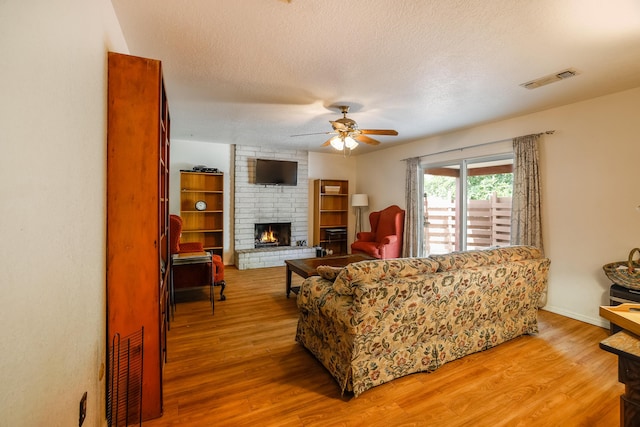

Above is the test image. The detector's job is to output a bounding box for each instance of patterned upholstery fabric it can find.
[429,245,543,272]
[429,246,547,307]
[316,265,344,281]
[331,257,439,296]
[296,245,550,397]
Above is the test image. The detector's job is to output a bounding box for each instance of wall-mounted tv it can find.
[255,159,298,186]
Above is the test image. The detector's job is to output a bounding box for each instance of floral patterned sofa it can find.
[295,245,550,397]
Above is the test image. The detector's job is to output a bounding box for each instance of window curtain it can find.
[403,157,421,257]
[511,134,544,253]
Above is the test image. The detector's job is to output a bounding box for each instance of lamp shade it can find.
[352,194,369,207]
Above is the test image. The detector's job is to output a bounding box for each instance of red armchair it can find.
[351,205,405,259]
[169,214,226,300]
[170,214,204,254]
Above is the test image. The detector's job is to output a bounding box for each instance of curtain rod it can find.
[402,130,555,161]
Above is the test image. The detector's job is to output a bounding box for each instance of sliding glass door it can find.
[423,154,513,255]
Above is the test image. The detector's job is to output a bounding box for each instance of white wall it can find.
[356,87,640,327]
[0,0,128,425]
[170,139,233,264]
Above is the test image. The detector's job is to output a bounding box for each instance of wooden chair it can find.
[170,215,226,300]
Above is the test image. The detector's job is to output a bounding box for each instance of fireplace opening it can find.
[255,222,291,248]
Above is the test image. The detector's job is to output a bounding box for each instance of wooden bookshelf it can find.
[106,52,169,421]
[313,179,348,255]
[179,171,224,258]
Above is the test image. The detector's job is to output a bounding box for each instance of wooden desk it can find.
[171,252,214,315]
[284,253,374,298]
[600,331,640,427]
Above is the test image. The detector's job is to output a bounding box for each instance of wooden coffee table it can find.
[285,253,375,298]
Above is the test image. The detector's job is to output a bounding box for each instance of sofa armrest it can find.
[356,231,376,242]
[378,235,398,246]
[297,276,344,311]
[297,276,327,311]
[297,276,355,331]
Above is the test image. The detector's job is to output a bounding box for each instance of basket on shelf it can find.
[603,247,640,290]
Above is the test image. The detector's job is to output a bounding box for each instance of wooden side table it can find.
[600,330,640,426]
[171,251,214,315]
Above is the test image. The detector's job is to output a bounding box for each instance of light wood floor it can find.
[145,266,622,426]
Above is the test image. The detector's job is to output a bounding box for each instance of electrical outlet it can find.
[79,392,87,427]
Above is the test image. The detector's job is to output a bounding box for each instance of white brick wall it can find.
[235,246,316,270]
[234,145,314,269]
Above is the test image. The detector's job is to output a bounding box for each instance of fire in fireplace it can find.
[255,222,291,248]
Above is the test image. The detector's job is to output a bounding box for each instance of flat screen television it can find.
[255,159,298,186]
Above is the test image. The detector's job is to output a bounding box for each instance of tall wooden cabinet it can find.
[106,52,169,421]
[313,179,349,255]
[179,171,224,259]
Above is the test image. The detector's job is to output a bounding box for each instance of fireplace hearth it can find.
[255,222,291,248]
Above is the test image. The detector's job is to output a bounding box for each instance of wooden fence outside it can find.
[424,193,512,254]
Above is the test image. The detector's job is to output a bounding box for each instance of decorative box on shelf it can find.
[324,185,341,194]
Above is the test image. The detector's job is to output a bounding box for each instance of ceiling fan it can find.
[292,105,398,152]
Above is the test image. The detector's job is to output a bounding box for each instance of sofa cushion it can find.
[430,245,541,272]
[316,265,344,281]
[332,257,439,295]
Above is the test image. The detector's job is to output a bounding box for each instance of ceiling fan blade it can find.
[289,132,335,137]
[290,131,333,137]
[360,129,398,136]
[321,138,333,147]
[355,134,381,145]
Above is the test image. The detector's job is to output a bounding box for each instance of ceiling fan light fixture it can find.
[344,136,358,150]
[293,104,398,151]
[329,136,344,150]
[329,135,359,151]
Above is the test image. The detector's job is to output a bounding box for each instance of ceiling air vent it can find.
[520,68,579,90]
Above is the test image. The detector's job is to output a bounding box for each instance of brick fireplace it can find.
[234,145,315,269]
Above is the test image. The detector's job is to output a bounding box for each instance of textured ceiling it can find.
[111,0,640,154]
